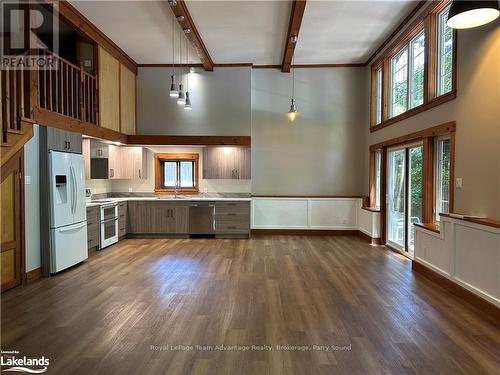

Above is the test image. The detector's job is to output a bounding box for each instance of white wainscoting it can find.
[252,198,380,234]
[358,208,381,239]
[415,216,500,307]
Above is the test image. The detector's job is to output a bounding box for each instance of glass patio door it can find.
[387,148,406,251]
[386,144,423,257]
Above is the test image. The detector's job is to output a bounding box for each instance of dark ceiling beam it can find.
[281,0,307,73]
[168,0,214,71]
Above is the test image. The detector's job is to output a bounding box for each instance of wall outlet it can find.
[455,177,463,189]
[128,187,133,192]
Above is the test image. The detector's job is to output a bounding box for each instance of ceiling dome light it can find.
[447,1,499,29]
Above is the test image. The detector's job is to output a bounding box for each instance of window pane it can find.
[410,31,425,108]
[179,161,194,188]
[391,48,408,117]
[164,161,177,187]
[376,68,383,124]
[375,150,381,209]
[435,138,451,221]
[438,6,453,96]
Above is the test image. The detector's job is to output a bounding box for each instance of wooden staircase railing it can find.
[1,66,28,144]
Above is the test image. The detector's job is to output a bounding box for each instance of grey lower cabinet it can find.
[47,127,82,154]
[86,206,100,251]
[203,147,251,180]
[128,201,189,235]
[118,202,127,238]
[215,201,250,238]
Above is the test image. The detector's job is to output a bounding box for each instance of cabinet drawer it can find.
[88,236,99,249]
[215,202,250,215]
[216,215,250,226]
[216,222,249,233]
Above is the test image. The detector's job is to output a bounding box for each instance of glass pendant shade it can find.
[184,92,192,110]
[169,75,178,97]
[447,1,499,29]
[287,98,298,122]
[177,83,185,104]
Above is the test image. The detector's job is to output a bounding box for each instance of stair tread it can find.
[7,128,24,135]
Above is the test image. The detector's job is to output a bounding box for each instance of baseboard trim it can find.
[251,229,359,236]
[26,267,42,282]
[358,231,382,245]
[412,260,499,323]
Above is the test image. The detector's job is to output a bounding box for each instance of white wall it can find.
[251,68,368,196]
[24,125,41,272]
[137,67,251,136]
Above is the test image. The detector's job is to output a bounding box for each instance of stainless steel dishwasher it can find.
[189,202,215,235]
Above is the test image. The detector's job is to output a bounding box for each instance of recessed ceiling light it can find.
[177,15,185,22]
[184,28,191,34]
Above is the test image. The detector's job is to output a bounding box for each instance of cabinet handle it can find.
[109,169,114,178]
[68,141,71,149]
[138,169,141,179]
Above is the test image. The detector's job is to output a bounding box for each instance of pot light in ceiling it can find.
[168,0,177,6]
[184,28,191,34]
[447,1,499,29]
[177,15,185,22]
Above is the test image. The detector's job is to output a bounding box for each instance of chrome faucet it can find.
[174,180,180,198]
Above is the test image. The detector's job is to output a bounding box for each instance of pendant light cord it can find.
[292,55,295,100]
[171,15,175,76]
[186,36,189,90]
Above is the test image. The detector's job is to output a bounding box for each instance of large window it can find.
[391,47,409,117]
[437,5,453,96]
[370,0,456,130]
[154,153,199,193]
[375,68,383,125]
[375,149,382,209]
[435,136,451,221]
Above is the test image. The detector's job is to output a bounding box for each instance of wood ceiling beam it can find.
[282,0,307,73]
[168,0,214,71]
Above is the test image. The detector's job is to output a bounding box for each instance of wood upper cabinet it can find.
[120,64,136,135]
[46,127,82,154]
[98,46,120,132]
[203,146,251,180]
[120,147,147,180]
[108,145,121,179]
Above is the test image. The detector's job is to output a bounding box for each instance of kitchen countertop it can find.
[86,193,252,207]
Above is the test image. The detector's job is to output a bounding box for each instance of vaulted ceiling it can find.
[69,0,418,67]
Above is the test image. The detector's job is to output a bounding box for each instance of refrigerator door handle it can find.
[58,221,87,233]
[70,166,77,214]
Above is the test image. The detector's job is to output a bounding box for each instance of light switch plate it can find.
[128,187,133,192]
[455,177,463,189]
[25,175,31,185]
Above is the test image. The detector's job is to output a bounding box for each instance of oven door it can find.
[101,204,118,221]
[100,217,119,248]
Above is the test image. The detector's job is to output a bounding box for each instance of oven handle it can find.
[102,217,119,224]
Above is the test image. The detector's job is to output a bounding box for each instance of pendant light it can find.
[169,15,178,97]
[177,26,186,104]
[184,36,192,110]
[447,1,499,29]
[287,54,298,122]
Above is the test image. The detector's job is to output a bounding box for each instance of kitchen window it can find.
[435,136,451,221]
[154,153,199,193]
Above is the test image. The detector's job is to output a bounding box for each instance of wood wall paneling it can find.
[98,46,120,132]
[119,64,136,135]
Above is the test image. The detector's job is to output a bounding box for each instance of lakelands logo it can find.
[1,350,49,373]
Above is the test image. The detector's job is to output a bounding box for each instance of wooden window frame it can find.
[368,121,456,244]
[370,0,457,132]
[154,153,199,194]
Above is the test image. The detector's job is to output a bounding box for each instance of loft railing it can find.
[1,66,27,143]
[38,50,98,125]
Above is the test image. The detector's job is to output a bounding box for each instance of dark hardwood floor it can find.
[1,236,499,374]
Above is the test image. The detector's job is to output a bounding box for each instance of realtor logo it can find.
[1,0,59,69]
[1,350,50,373]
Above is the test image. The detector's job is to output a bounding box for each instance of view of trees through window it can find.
[410,32,425,108]
[436,138,451,220]
[391,48,408,116]
[162,160,195,188]
[438,6,453,95]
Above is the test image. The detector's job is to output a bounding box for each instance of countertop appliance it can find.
[189,202,215,235]
[100,202,118,248]
[48,151,88,273]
